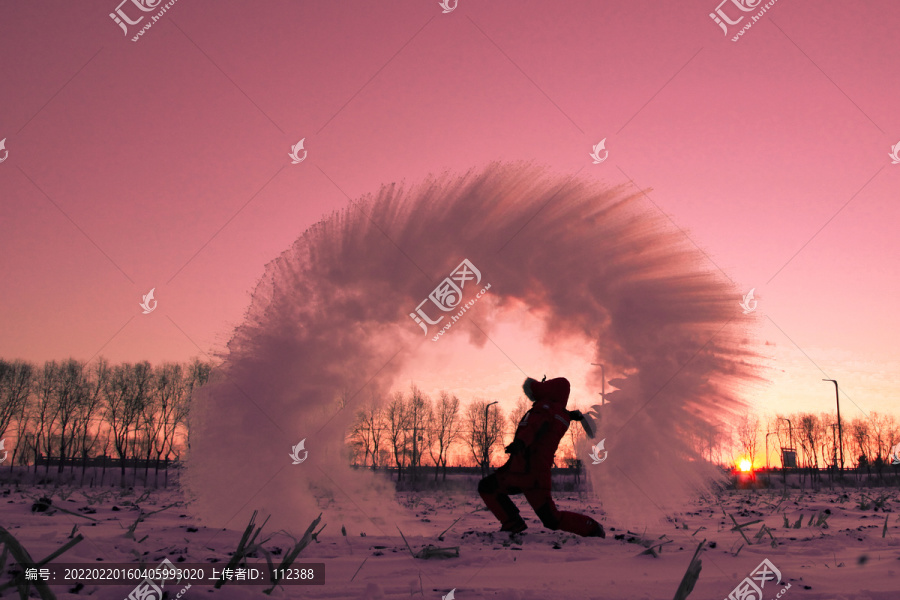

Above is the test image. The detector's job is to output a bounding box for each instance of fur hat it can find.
[523,376,570,405]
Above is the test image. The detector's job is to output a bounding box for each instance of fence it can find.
[34,455,179,470]
[3,456,183,488]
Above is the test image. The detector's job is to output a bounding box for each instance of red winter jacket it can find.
[505,378,573,480]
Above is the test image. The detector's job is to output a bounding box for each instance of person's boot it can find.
[557,511,605,537]
[585,520,606,538]
[500,515,528,534]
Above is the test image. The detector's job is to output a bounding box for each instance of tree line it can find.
[346,384,588,479]
[347,386,900,480]
[0,357,211,478]
[4,357,896,482]
[734,411,899,471]
[0,360,588,482]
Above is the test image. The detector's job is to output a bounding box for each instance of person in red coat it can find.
[478,376,605,537]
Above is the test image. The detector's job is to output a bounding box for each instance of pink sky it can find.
[1,0,898,425]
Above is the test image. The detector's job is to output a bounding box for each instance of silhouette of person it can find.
[478,376,605,537]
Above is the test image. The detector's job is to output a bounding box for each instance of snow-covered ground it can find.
[2,475,899,600]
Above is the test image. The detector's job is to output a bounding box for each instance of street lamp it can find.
[765,431,777,470]
[829,423,839,469]
[823,379,844,472]
[777,417,795,482]
[778,417,794,452]
[483,401,498,477]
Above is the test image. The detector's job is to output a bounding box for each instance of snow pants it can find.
[478,465,602,536]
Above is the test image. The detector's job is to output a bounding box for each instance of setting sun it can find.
[739,459,753,472]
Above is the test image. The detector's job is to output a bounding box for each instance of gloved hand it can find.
[504,439,526,455]
[568,410,584,421]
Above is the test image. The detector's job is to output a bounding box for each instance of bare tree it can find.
[105,362,153,480]
[385,391,410,479]
[736,412,761,467]
[0,359,34,469]
[406,384,431,473]
[0,356,213,479]
[30,361,61,472]
[128,362,154,469]
[9,394,33,468]
[143,362,186,483]
[464,399,504,476]
[178,358,211,454]
[871,412,899,465]
[564,402,586,467]
[848,416,871,469]
[53,359,89,472]
[427,391,460,481]
[347,412,368,466]
[188,359,213,388]
[352,392,383,468]
[691,423,727,465]
[507,397,529,441]
[0,360,32,439]
[73,359,108,478]
[103,363,131,475]
[134,364,154,468]
[796,413,823,470]
[347,396,374,467]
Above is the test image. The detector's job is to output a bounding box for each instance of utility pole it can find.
[823,379,844,472]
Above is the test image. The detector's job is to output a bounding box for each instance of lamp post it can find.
[765,430,778,485]
[765,431,777,470]
[829,423,839,470]
[777,416,793,484]
[777,417,794,455]
[483,401,498,477]
[823,379,844,472]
